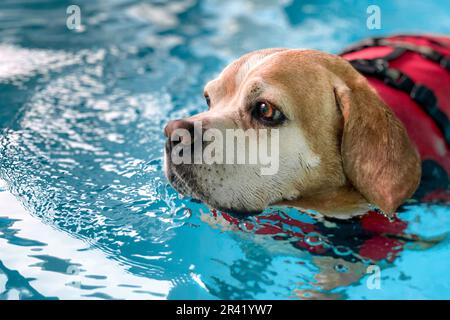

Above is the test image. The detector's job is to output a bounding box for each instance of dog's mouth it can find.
[165,153,208,202]
[165,164,194,198]
[165,159,264,217]
[164,139,270,217]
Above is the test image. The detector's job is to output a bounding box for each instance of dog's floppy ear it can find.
[334,79,421,215]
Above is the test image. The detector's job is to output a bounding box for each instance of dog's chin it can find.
[165,163,266,218]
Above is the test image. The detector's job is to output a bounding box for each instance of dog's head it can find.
[164,49,421,217]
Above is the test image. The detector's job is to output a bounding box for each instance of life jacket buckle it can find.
[384,69,414,91]
[373,58,388,74]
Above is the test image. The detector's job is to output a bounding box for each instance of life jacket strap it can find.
[341,37,450,72]
[342,36,450,147]
[348,58,450,147]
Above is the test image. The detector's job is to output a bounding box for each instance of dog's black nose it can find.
[164,119,195,148]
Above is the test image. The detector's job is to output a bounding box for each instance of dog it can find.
[164,35,450,219]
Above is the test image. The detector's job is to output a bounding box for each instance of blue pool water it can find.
[0,0,450,300]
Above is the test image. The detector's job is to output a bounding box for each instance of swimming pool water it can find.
[0,0,450,300]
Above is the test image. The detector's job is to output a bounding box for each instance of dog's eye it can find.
[253,101,285,125]
[204,94,211,108]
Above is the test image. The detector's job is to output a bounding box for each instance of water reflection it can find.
[200,205,447,299]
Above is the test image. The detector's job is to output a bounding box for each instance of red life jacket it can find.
[216,35,450,263]
[340,35,450,201]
